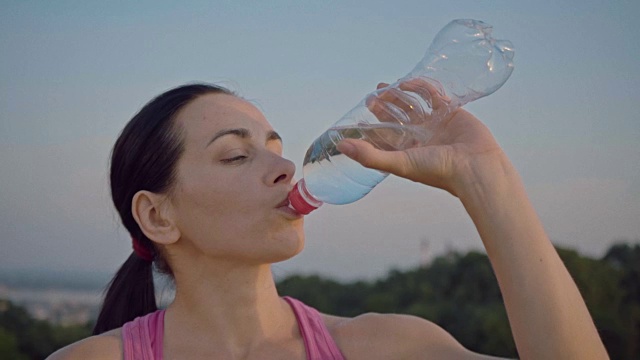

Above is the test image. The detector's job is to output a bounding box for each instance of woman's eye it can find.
[221,155,247,164]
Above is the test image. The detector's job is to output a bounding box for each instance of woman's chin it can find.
[267,231,305,264]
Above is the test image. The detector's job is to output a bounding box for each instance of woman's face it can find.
[168,93,304,265]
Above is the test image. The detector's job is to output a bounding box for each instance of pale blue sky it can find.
[1,0,639,280]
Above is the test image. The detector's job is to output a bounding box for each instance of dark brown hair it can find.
[92,83,234,334]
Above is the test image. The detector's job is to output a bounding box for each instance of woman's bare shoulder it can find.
[322,312,503,359]
[46,328,122,360]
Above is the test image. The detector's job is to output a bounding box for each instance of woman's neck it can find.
[163,261,299,357]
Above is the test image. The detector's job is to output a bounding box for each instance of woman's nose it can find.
[266,154,296,186]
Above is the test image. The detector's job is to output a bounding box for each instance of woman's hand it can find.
[336,80,507,198]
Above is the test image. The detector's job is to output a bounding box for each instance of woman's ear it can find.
[131,190,180,245]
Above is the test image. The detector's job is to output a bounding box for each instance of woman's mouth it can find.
[276,197,303,218]
[276,198,291,208]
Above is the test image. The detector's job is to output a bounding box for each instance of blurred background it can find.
[1,0,638,358]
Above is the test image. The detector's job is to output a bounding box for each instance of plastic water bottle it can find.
[289,19,515,215]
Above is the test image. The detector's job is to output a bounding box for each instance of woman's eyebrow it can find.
[206,128,249,148]
[206,128,282,148]
[267,130,282,143]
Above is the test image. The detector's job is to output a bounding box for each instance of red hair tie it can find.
[132,237,154,262]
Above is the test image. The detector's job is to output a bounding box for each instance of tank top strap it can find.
[283,296,345,360]
[121,309,165,360]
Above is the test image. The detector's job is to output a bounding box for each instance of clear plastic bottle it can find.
[289,19,515,214]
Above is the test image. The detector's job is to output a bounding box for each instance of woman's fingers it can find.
[398,78,451,111]
[366,78,452,127]
[337,138,452,191]
[337,139,409,176]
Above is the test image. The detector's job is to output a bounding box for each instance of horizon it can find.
[1,240,635,290]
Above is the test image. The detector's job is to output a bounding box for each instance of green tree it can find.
[276,274,371,316]
[0,300,92,359]
[416,251,515,357]
[0,326,28,360]
[602,242,640,358]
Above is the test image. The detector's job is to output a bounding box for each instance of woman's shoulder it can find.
[322,312,493,359]
[46,328,122,360]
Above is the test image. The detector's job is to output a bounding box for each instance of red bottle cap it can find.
[288,179,323,215]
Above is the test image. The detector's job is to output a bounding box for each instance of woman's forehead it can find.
[176,93,273,141]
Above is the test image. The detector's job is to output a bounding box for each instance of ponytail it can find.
[92,253,156,334]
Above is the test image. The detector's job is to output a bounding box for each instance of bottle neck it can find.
[288,179,323,215]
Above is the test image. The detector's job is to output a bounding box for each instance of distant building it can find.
[420,239,430,267]
[0,284,101,325]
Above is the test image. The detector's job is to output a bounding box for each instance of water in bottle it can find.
[289,19,515,215]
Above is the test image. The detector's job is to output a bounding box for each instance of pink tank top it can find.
[121,307,164,360]
[121,297,345,359]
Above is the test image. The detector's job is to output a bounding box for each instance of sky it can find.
[1,0,639,282]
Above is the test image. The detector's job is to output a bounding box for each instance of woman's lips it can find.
[276,197,290,208]
[276,197,303,218]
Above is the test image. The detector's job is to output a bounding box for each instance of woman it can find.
[49,82,608,359]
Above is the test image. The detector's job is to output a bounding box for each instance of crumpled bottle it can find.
[289,19,515,215]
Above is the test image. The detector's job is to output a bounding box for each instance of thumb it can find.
[337,139,409,177]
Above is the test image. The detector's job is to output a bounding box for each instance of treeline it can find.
[0,301,92,360]
[277,243,640,359]
[1,242,638,359]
